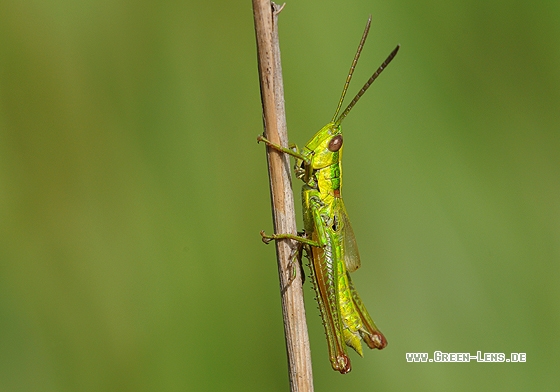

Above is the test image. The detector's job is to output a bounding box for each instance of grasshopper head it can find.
[303,122,343,170]
[296,18,399,187]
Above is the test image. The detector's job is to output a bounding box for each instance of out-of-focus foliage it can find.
[0,1,558,391]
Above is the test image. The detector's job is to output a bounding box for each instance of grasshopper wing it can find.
[337,198,361,273]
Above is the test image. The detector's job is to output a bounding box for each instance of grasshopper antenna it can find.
[335,44,400,126]
[331,15,372,123]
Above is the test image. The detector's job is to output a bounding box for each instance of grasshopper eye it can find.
[328,135,343,152]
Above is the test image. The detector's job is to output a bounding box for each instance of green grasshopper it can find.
[258,16,399,374]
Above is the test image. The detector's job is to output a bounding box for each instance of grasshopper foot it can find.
[260,230,273,244]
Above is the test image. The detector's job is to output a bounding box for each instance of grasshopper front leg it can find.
[257,135,310,165]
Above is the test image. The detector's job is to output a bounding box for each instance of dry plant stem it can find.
[252,1,314,391]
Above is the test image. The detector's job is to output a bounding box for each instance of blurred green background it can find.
[1,0,558,391]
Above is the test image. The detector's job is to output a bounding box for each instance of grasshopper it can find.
[258,16,399,374]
